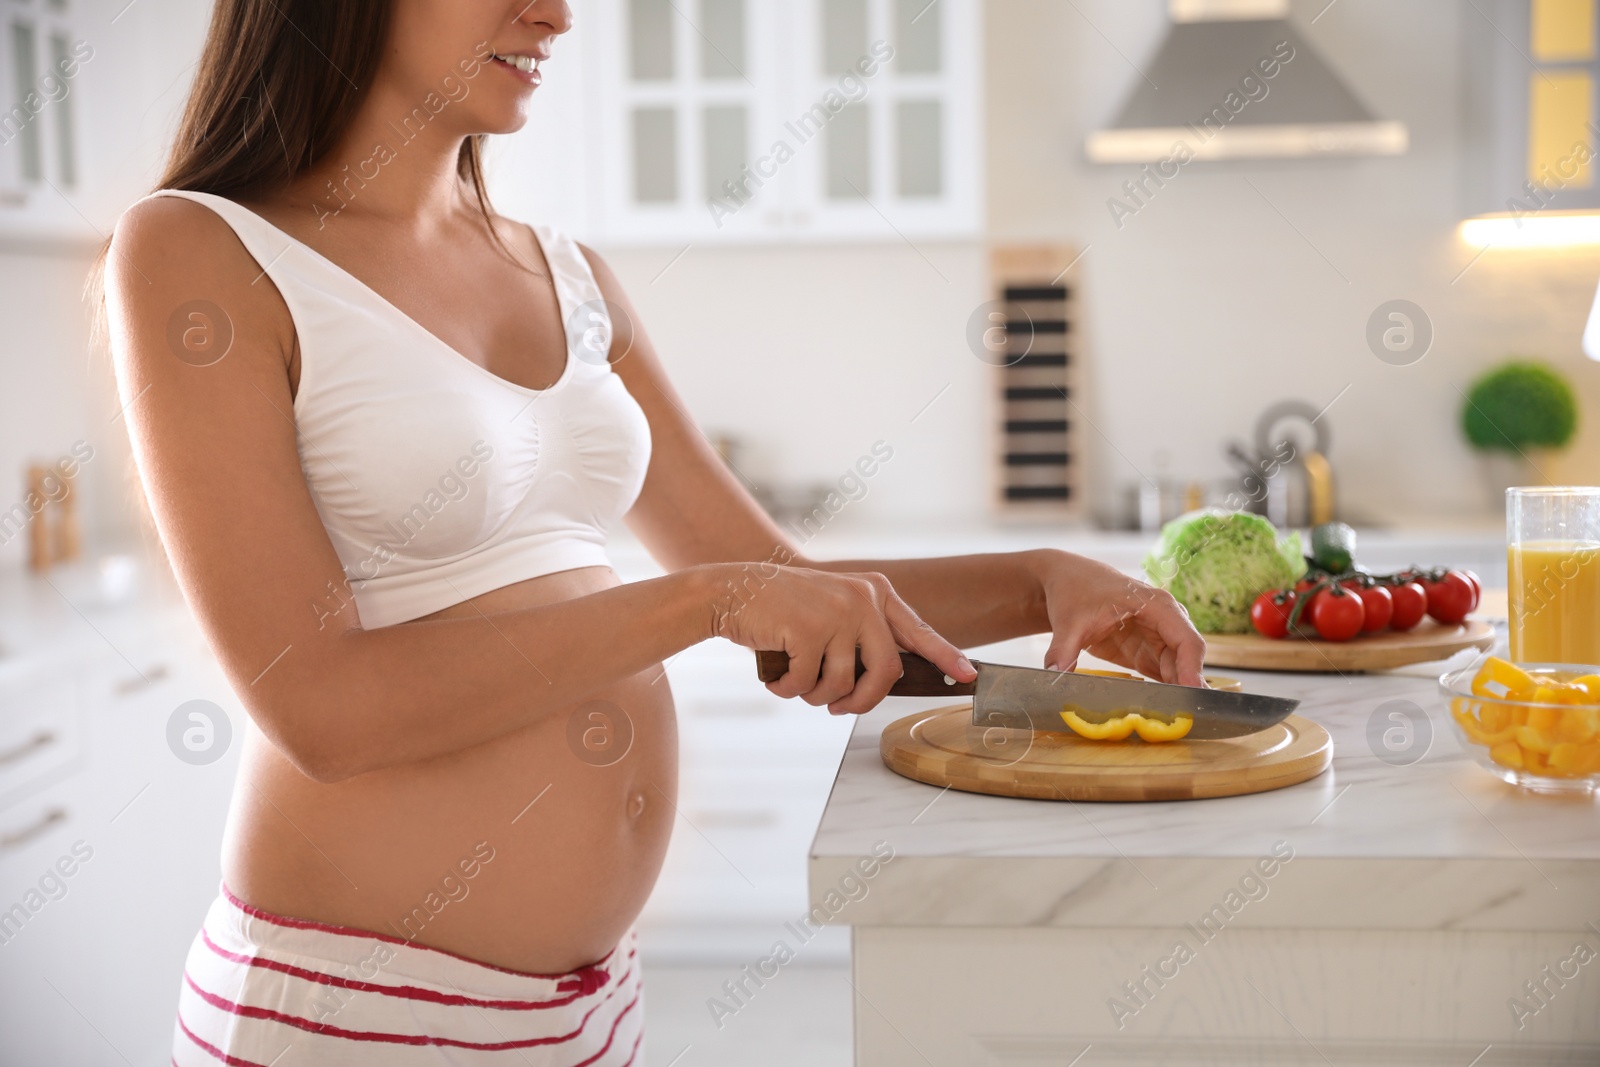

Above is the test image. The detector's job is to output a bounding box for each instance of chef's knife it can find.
[753,650,1299,740]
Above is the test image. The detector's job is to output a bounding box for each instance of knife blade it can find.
[753,650,1298,740]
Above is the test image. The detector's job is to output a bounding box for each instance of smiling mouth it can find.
[491,52,543,77]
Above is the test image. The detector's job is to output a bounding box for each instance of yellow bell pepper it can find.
[1460,658,1600,778]
[1472,657,1536,699]
[1480,701,1515,732]
[1556,708,1600,744]
[1550,742,1587,774]
[1132,714,1194,742]
[1058,708,1194,742]
[1516,725,1556,754]
[1060,709,1137,740]
[1489,741,1525,769]
[1452,707,1520,746]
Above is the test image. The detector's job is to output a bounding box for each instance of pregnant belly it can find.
[219,566,679,975]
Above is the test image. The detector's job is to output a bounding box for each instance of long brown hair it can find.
[85,0,507,339]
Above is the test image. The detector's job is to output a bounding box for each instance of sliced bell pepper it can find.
[1059,709,1137,740]
[1058,708,1195,743]
[1132,715,1194,742]
[1452,707,1520,746]
[1472,657,1537,699]
[1489,741,1525,769]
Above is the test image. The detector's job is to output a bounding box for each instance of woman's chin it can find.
[467,104,535,139]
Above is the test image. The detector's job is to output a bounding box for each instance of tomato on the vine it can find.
[1250,590,1297,639]
[1458,569,1483,612]
[1421,571,1476,625]
[1340,579,1393,633]
[1308,585,1364,642]
[1388,581,1427,630]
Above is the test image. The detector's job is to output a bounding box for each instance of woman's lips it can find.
[491,54,542,87]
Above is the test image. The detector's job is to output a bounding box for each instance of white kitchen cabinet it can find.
[0,0,95,241]
[0,574,241,1067]
[580,0,983,245]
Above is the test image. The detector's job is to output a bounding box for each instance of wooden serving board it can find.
[1201,619,1495,673]
[880,703,1332,802]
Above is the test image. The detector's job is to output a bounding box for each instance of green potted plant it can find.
[1460,359,1578,507]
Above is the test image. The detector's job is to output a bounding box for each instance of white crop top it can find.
[143,189,652,629]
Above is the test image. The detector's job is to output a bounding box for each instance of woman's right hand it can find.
[703,563,976,716]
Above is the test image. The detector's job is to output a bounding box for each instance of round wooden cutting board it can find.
[880,704,1332,802]
[1201,619,1495,673]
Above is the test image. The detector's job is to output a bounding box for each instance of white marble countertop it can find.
[808,628,1600,933]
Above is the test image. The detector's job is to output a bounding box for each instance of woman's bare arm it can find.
[800,552,1053,648]
[108,197,722,784]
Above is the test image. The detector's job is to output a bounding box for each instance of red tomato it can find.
[1250,590,1297,639]
[1341,580,1393,633]
[1294,578,1319,594]
[1458,569,1483,612]
[1309,586,1364,642]
[1388,581,1427,630]
[1421,571,1476,625]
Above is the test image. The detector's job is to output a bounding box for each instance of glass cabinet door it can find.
[597,0,790,241]
[780,0,980,241]
[0,0,87,210]
[590,0,979,243]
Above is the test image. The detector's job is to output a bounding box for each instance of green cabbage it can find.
[1142,510,1307,634]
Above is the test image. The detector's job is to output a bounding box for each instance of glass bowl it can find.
[1440,659,1600,795]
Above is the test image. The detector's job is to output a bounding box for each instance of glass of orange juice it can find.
[1507,487,1600,665]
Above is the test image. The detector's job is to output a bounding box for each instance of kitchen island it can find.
[808,630,1600,1066]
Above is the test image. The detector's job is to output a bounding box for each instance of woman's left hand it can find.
[1030,550,1206,687]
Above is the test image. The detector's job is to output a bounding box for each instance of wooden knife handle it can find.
[754,649,977,697]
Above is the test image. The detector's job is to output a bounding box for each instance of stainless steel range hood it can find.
[1085,0,1407,163]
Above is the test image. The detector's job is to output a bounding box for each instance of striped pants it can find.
[172,885,643,1066]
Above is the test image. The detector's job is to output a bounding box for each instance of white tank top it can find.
[142,189,653,629]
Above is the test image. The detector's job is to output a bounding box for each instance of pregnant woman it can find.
[100,1,1204,1063]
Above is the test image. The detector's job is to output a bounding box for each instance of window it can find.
[1527,0,1594,193]
[1463,0,1600,216]
[586,0,981,244]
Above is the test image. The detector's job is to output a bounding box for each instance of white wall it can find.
[597,240,992,528]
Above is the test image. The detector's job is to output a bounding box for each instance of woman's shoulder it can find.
[113,191,257,275]
[107,191,296,359]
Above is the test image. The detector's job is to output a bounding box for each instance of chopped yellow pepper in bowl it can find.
[1442,656,1600,794]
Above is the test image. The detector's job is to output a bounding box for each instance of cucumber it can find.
[1310,522,1356,574]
